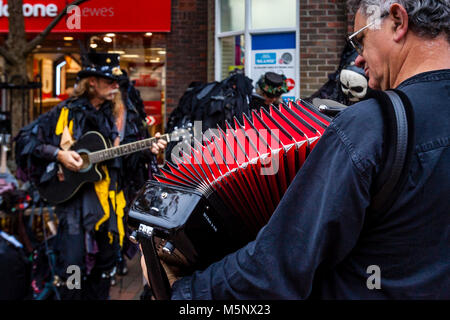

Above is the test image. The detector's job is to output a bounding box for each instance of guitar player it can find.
[15,52,167,300]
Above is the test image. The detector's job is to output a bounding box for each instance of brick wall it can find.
[166,0,208,116]
[299,0,348,98]
[207,0,215,82]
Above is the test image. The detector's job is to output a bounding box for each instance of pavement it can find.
[109,253,145,300]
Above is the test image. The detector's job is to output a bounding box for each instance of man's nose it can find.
[354,55,366,68]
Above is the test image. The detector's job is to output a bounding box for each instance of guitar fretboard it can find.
[89,134,170,164]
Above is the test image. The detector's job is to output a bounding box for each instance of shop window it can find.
[33,53,82,113]
[220,35,245,79]
[220,0,245,32]
[54,55,81,100]
[251,0,296,29]
[216,0,299,96]
[30,33,167,136]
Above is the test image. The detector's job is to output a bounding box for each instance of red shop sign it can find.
[0,0,171,33]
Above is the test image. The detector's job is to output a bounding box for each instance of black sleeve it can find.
[34,144,59,161]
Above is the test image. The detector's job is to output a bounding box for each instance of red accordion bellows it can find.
[155,100,331,236]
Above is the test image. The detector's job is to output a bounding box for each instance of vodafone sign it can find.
[0,1,58,18]
[0,0,171,33]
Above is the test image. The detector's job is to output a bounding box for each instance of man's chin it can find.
[368,79,382,91]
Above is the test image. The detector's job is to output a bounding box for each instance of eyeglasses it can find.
[348,12,388,55]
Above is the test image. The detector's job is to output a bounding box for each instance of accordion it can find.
[128,99,331,299]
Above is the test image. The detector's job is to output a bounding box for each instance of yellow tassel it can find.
[55,107,69,136]
[69,119,73,137]
[55,108,75,150]
[108,232,113,244]
[93,167,127,248]
[94,166,111,231]
[106,190,127,247]
[115,191,127,247]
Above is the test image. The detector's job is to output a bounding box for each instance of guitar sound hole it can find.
[80,153,91,170]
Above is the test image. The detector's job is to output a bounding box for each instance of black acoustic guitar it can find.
[37,129,189,205]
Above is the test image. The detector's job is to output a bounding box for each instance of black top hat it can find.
[77,52,123,80]
[257,72,289,98]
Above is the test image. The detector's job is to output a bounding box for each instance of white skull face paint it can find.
[340,69,368,102]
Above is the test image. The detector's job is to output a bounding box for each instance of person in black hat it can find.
[249,72,290,112]
[14,52,166,300]
[109,70,163,284]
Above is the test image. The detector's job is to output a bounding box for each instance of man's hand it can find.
[56,150,83,172]
[151,132,167,155]
[139,240,187,292]
[140,252,181,288]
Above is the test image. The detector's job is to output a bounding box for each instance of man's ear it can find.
[88,76,97,87]
[389,3,408,42]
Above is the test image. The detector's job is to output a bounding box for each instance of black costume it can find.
[249,72,290,112]
[38,97,123,299]
[15,53,126,300]
[114,74,160,273]
[117,73,160,203]
[248,92,269,112]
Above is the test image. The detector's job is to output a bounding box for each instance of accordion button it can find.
[162,241,175,254]
[129,230,138,244]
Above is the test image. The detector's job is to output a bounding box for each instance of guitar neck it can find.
[89,134,170,164]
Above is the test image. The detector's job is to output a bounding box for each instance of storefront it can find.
[214,0,351,100]
[215,0,299,100]
[0,0,171,134]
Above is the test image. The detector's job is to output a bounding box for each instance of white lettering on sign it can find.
[67,5,81,30]
[0,1,7,17]
[82,7,114,17]
[47,4,57,17]
[0,1,58,18]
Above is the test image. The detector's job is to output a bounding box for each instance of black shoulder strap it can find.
[140,235,171,300]
[369,89,415,214]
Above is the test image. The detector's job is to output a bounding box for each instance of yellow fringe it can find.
[114,191,127,247]
[108,232,114,245]
[94,166,111,231]
[55,107,74,137]
[93,167,127,247]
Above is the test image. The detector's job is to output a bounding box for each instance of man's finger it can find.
[72,162,81,171]
[68,164,79,172]
[151,145,159,154]
[74,156,83,164]
[160,260,181,287]
[140,254,149,285]
[71,156,83,168]
[72,152,82,161]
